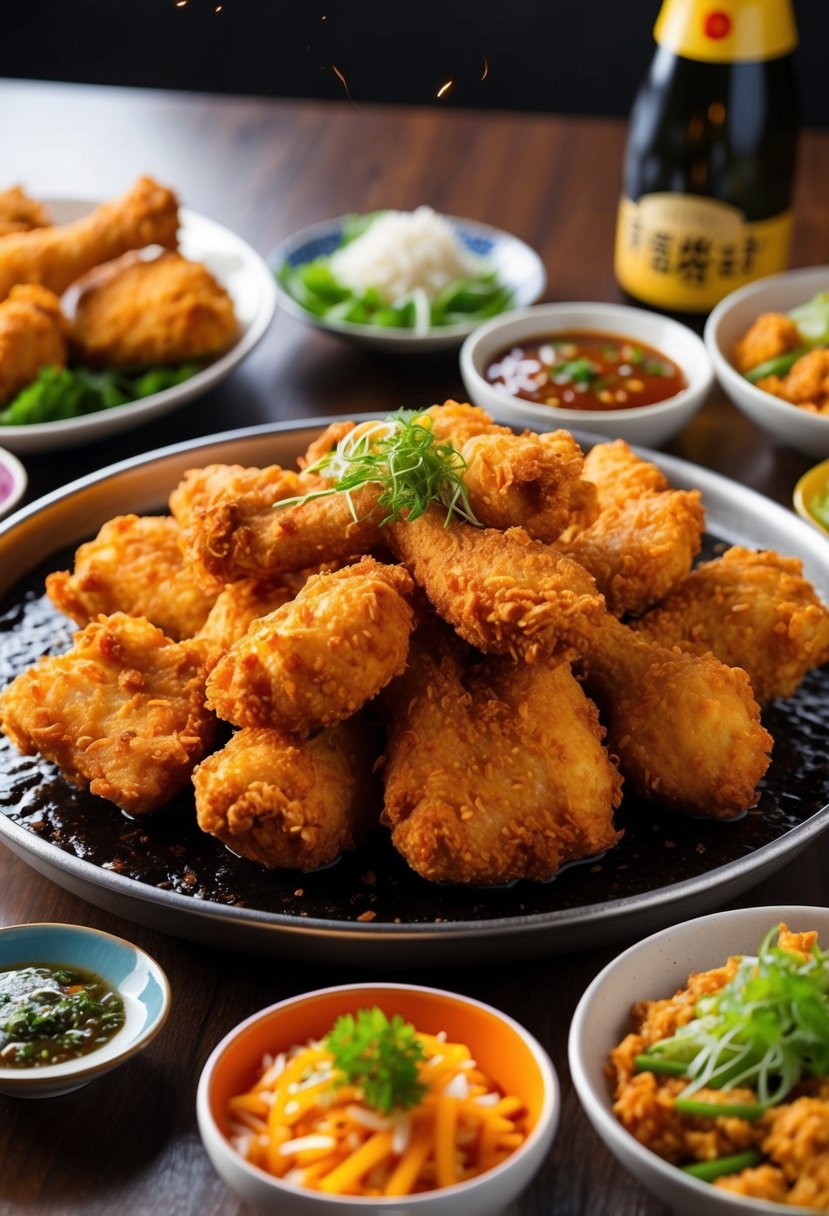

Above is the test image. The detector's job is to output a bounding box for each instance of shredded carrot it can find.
[224,1026,528,1197]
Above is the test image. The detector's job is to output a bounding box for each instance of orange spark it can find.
[175,1,187,7]
[437,79,453,99]
[331,64,352,101]
[481,54,489,80]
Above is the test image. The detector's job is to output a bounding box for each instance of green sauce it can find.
[0,963,125,1068]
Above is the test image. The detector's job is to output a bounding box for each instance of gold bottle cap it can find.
[654,0,798,63]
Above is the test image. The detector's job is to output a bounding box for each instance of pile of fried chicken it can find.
[0,178,238,405]
[2,401,829,888]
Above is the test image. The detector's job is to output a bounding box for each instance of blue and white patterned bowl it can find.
[0,923,170,1098]
[269,212,547,354]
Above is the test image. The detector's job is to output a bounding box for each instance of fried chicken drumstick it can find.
[0,176,179,302]
[632,546,829,702]
[206,557,415,736]
[388,507,605,663]
[381,627,622,884]
[193,720,378,870]
[578,614,772,819]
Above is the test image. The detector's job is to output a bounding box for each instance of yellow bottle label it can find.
[614,194,793,312]
[654,0,797,62]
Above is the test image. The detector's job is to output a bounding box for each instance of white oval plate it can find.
[0,200,277,454]
[270,213,547,354]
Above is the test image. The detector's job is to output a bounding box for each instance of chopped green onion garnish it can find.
[674,1097,765,1120]
[634,1054,689,1077]
[275,411,482,528]
[682,1149,762,1183]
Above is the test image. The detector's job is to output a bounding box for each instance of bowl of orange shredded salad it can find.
[196,982,558,1215]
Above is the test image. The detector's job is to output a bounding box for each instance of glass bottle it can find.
[614,0,799,313]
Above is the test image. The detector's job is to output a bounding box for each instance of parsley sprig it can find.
[276,411,482,527]
[640,925,829,1108]
[325,1007,427,1113]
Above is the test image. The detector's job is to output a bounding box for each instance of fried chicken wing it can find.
[193,720,378,870]
[45,514,218,641]
[206,557,415,735]
[0,613,214,815]
[71,250,238,368]
[578,614,772,819]
[388,507,605,663]
[381,629,622,884]
[0,175,178,302]
[0,186,51,237]
[559,489,705,617]
[0,284,69,404]
[633,546,829,701]
[580,439,670,513]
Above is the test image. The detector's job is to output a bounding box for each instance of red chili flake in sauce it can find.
[485,330,686,412]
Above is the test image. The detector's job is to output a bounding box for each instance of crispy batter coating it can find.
[733,312,800,374]
[169,462,307,530]
[0,186,51,237]
[0,175,179,302]
[458,429,589,542]
[206,557,415,735]
[0,613,214,815]
[193,721,379,870]
[193,484,385,584]
[578,614,772,818]
[580,439,670,513]
[633,546,829,702]
[757,349,829,414]
[388,508,605,663]
[559,490,705,617]
[197,578,296,668]
[0,284,69,404]
[45,514,218,641]
[71,250,238,368]
[381,630,622,884]
[417,399,512,446]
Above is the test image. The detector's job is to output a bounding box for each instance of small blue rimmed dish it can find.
[0,922,170,1098]
[270,211,546,354]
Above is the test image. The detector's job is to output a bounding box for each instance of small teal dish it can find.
[0,923,170,1098]
[269,212,546,354]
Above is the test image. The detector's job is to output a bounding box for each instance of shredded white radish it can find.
[328,206,485,306]
[279,1134,337,1157]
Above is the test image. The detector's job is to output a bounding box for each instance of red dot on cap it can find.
[704,10,732,39]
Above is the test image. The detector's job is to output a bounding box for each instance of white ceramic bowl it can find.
[459,302,713,447]
[569,904,829,1216]
[705,265,829,458]
[270,213,546,354]
[0,922,170,1098]
[197,982,558,1216]
[0,445,26,519]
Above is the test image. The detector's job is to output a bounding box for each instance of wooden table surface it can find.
[0,79,828,1216]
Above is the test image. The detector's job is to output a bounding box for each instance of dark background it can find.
[0,0,827,126]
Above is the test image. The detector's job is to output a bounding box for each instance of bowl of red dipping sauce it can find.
[460,302,713,447]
